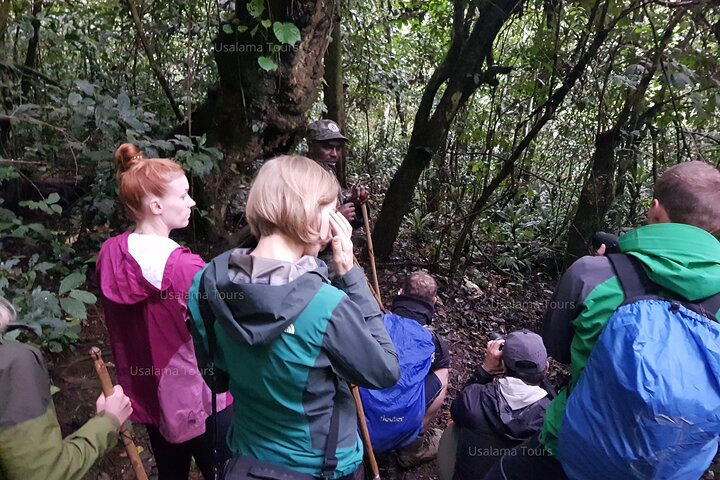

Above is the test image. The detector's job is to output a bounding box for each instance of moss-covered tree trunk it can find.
[323,7,347,187]
[190,0,335,240]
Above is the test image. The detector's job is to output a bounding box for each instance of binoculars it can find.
[592,232,620,254]
[489,332,505,350]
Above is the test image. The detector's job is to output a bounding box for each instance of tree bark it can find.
[0,0,10,59]
[323,6,347,187]
[188,0,335,240]
[20,0,42,99]
[372,0,522,259]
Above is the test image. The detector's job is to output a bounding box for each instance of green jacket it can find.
[540,223,720,456]
[188,250,400,478]
[0,339,119,480]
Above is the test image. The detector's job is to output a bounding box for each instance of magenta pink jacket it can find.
[97,231,230,443]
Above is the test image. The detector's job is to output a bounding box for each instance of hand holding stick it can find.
[89,347,148,480]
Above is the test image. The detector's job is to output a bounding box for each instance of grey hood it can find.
[200,248,329,346]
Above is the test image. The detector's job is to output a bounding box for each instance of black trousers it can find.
[482,434,569,480]
[146,405,233,480]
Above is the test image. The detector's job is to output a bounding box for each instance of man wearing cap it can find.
[307,119,368,228]
[437,330,553,480]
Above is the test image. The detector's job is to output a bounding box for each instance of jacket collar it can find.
[390,294,434,325]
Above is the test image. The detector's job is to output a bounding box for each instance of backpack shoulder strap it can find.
[607,253,656,299]
[704,294,720,320]
[608,253,720,322]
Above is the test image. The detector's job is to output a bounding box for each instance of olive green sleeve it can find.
[0,407,119,480]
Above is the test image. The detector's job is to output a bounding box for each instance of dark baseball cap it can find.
[502,329,548,378]
[307,119,348,142]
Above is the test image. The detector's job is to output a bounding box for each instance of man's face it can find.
[308,140,344,168]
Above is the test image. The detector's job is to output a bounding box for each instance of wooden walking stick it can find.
[353,254,385,313]
[361,202,383,310]
[352,386,381,480]
[351,202,386,479]
[89,347,149,480]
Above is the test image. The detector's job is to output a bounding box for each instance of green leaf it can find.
[60,296,87,320]
[670,72,690,89]
[222,23,234,34]
[257,56,278,71]
[50,385,61,395]
[27,223,48,236]
[75,81,95,96]
[261,19,271,28]
[69,289,97,304]
[46,192,60,204]
[33,289,60,315]
[34,262,55,273]
[68,92,82,106]
[47,341,63,353]
[59,272,85,295]
[238,25,248,33]
[246,0,265,18]
[117,92,131,112]
[273,21,301,45]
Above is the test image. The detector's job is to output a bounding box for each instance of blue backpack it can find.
[359,313,435,453]
[559,254,720,480]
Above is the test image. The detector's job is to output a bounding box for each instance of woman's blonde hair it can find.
[0,297,17,333]
[246,155,339,245]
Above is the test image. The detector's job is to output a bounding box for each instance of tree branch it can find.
[125,0,184,122]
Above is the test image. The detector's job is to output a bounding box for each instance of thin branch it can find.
[0,159,45,165]
[125,0,184,122]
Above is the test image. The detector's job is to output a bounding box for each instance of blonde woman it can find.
[189,155,400,479]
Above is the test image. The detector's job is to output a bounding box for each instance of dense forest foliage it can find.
[1,0,719,347]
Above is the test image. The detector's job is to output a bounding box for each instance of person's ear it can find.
[647,199,671,224]
[148,198,163,216]
[432,296,438,305]
[398,288,404,296]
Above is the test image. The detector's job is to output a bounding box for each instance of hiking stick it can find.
[352,386,381,480]
[89,347,149,480]
[351,204,384,479]
[353,254,385,312]
[361,203,384,310]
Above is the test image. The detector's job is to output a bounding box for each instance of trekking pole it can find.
[89,347,149,480]
[361,202,384,310]
[352,386,381,480]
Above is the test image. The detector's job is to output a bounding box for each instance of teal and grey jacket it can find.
[188,249,400,478]
[0,340,119,480]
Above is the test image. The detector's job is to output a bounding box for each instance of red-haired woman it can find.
[97,144,232,480]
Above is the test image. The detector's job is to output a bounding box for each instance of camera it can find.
[592,232,620,254]
[489,332,504,350]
